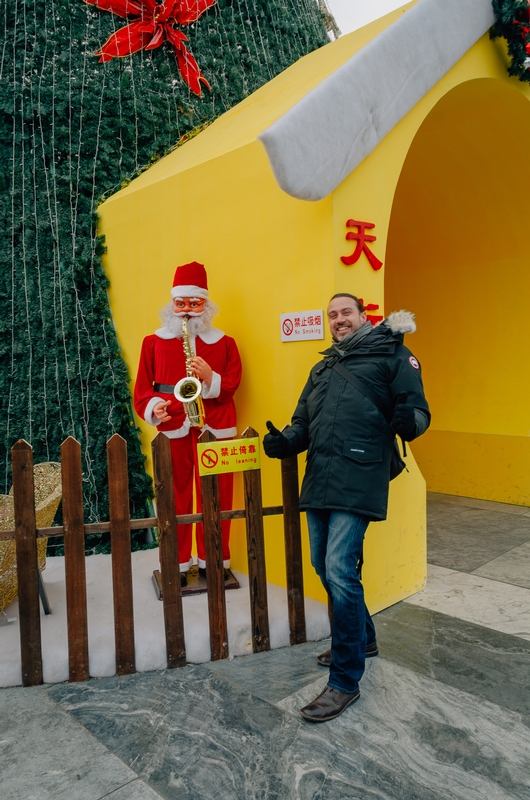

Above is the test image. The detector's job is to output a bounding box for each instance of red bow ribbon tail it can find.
[96,20,156,61]
[166,27,210,96]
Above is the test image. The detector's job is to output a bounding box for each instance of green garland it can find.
[0,0,328,553]
[491,0,530,80]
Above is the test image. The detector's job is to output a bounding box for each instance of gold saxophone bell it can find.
[174,316,206,428]
[175,376,202,402]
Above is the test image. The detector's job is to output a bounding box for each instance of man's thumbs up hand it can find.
[263,420,291,459]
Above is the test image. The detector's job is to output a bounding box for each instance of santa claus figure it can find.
[134,261,242,586]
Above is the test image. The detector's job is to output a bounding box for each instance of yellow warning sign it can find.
[197,437,260,476]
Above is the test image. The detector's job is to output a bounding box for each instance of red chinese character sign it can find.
[340,219,383,271]
[358,298,384,327]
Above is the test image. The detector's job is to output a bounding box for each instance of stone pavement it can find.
[1,493,530,800]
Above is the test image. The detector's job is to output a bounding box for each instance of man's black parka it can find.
[281,316,430,521]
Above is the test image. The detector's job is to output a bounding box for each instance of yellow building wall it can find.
[385,77,530,505]
[101,141,336,604]
[98,15,530,611]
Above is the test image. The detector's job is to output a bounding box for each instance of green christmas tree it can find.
[0,0,328,551]
[491,1,530,81]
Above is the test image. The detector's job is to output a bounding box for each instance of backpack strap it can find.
[332,361,391,424]
[332,361,407,457]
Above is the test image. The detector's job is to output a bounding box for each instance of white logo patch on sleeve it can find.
[409,356,420,370]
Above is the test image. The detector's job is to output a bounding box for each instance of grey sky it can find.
[326,0,407,35]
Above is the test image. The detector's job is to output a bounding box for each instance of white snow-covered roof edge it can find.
[258,0,495,201]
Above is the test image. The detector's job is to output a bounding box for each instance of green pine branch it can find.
[0,0,328,553]
[491,0,530,81]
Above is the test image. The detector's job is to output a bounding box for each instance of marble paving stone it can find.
[277,658,530,800]
[104,778,165,799]
[405,564,530,640]
[0,685,139,800]
[428,492,530,516]
[205,638,329,703]
[425,508,530,572]
[374,602,530,720]
[427,505,469,525]
[48,666,451,800]
[426,498,472,526]
[473,541,530,589]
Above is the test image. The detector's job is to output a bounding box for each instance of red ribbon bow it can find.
[84,0,216,96]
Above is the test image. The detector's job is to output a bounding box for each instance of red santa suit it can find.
[134,265,242,572]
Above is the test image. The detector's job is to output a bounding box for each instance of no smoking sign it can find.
[282,318,294,336]
[280,310,324,342]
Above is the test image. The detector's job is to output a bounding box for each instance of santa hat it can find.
[171,261,209,300]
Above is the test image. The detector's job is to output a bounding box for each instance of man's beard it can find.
[159,299,219,338]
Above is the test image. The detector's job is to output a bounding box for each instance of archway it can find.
[385,78,530,505]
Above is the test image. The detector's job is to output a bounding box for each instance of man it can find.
[134,261,242,586]
[263,294,429,722]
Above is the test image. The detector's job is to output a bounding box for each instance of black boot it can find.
[180,572,188,588]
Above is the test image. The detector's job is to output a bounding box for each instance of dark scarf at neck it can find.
[332,321,373,356]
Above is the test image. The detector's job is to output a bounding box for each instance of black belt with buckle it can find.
[153,383,176,393]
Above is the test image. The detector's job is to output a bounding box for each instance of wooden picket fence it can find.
[0,427,306,687]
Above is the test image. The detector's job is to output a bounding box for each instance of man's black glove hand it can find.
[263,421,291,459]
[390,394,417,441]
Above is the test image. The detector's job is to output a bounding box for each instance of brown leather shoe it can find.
[317,641,378,666]
[300,684,360,722]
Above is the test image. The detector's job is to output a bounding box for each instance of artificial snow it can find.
[0,549,330,687]
[259,0,495,200]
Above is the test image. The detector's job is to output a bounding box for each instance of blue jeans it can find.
[306,509,375,694]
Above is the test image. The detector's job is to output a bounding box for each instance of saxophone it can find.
[174,316,206,428]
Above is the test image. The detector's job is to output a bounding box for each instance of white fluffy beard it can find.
[159,299,219,338]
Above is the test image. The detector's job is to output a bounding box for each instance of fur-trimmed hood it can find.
[320,310,418,358]
[383,310,416,335]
